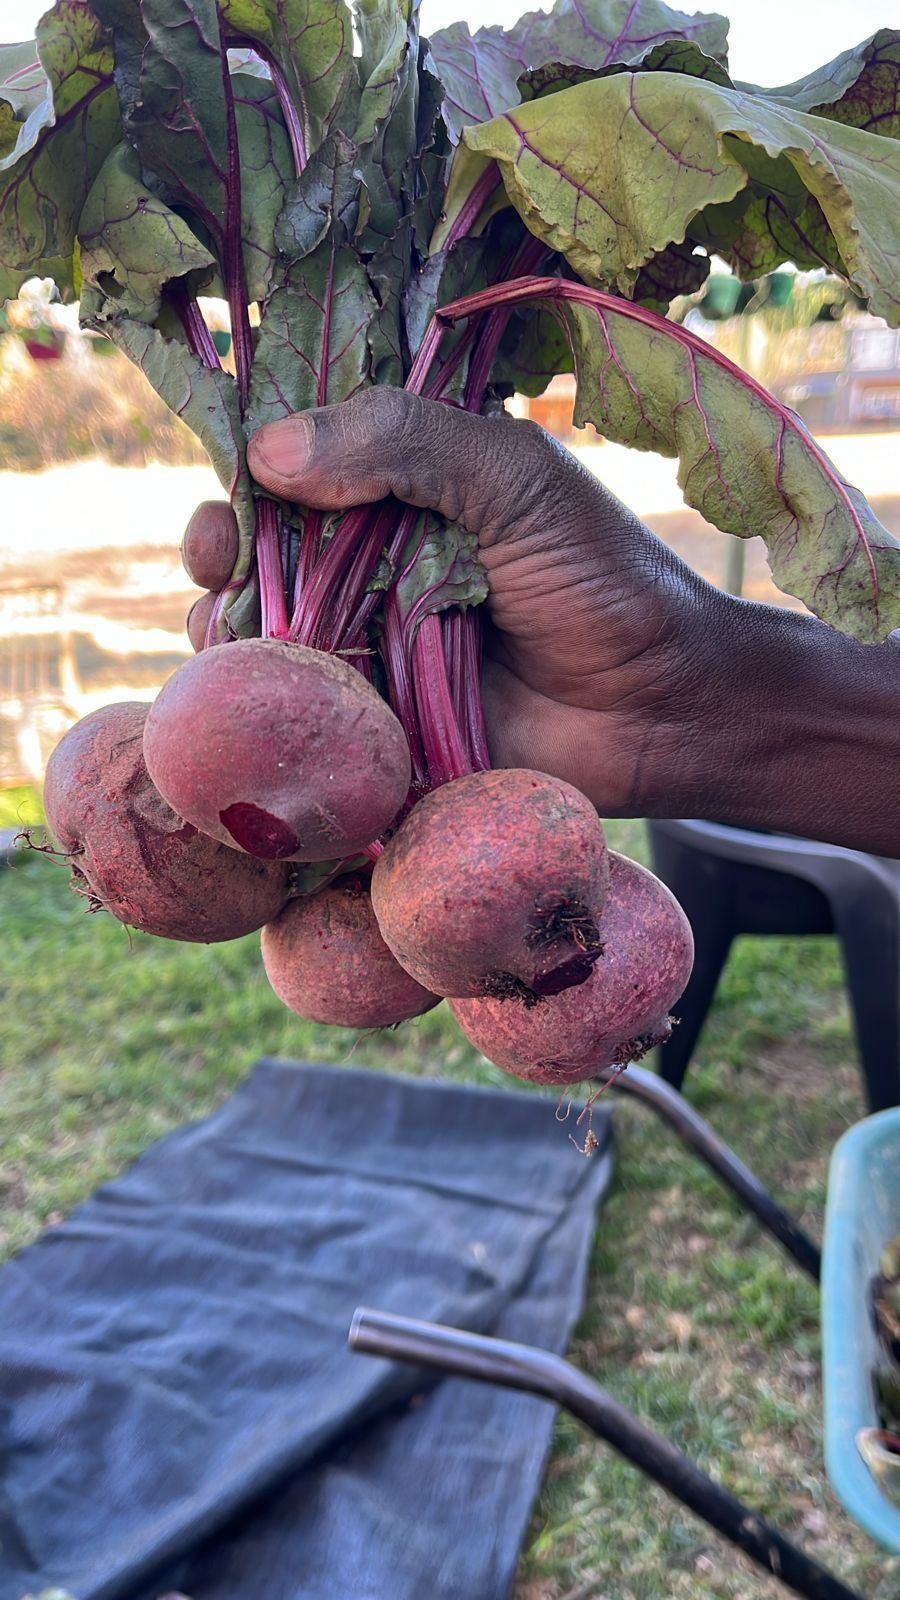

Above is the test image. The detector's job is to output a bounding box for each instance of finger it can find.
[246,389,559,546]
[181,501,239,590]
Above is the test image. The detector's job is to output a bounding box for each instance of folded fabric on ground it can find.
[0,1058,613,1600]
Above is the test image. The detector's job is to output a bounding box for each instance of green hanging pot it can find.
[767,272,794,307]
[699,276,741,320]
[20,327,65,361]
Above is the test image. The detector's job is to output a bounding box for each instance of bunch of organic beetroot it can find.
[45,476,695,1082]
[43,483,695,1087]
[8,0,899,1088]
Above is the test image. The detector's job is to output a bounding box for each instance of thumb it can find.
[246,388,553,539]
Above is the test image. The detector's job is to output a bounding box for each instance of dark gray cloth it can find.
[0,1058,612,1600]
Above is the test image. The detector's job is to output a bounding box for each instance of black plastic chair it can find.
[648,818,900,1112]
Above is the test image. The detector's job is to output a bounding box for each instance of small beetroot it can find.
[181,501,239,590]
[450,851,693,1083]
[186,591,217,652]
[43,702,290,941]
[262,874,439,1027]
[371,768,609,1001]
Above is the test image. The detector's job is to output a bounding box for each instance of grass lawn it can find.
[2,813,896,1599]
[0,784,44,829]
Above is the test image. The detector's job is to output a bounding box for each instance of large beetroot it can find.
[262,874,439,1027]
[371,769,609,1001]
[143,639,411,862]
[43,703,290,941]
[450,852,693,1083]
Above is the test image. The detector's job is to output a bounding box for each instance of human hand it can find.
[238,389,723,815]
[183,388,900,852]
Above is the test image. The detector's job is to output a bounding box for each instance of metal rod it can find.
[594,1065,821,1280]
[350,1310,866,1600]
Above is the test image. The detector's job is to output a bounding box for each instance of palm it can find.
[477,486,709,811]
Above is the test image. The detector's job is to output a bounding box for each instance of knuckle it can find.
[343,386,413,451]
[467,414,556,538]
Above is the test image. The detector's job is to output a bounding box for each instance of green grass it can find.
[0,784,44,830]
[2,817,896,1598]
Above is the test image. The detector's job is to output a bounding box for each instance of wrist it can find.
[660,593,900,856]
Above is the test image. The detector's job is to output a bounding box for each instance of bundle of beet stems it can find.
[4,0,899,1100]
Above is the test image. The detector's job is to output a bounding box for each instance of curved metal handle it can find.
[350,1308,863,1600]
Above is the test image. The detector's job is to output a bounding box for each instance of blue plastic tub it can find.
[823,1108,900,1550]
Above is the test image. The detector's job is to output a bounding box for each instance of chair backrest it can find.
[649,819,900,900]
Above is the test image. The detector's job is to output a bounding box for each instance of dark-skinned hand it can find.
[182,388,900,856]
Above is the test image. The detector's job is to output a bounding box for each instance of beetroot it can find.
[143,639,411,862]
[43,702,290,941]
[181,501,239,590]
[262,874,439,1027]
[187,591,217,652]
[450,851,693,1083]
[370,768,609,1001]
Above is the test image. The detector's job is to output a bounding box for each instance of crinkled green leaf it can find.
[248,239,374,427]
[429,0,729,141]
[407,218,529,391]
[86,1,144,115]
[461,73,900,323]
[461,76,743,291]
[517,44,722,311]
[0,3,120,300]
[81,301,255,561]
[0,104,17,160]
[425,22,522,143]
[220,0,354,158]
[633,239,710,308]
[78,144,215,322]
[693,185,846,281]
[394,511,488,629]
[412,44,451,251]
[232,72,296,299]
[612,34,731,84]
[461,281,900,640]
[502,0,729,82]
[428,143,507,252]
[0,40,47,117]
[108,4,291,302]
[352,12,444,379]
[748,29,900,139]
[128,0,231,247]
[275,130,364,259]
[366,226,408,387]
[355,0,423,249]
[404,238,485,360]
[492,302,572,395]
[687,133,846,279]
[521,37,732,101]
[353,5,443,264]
[355,0,415,146]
